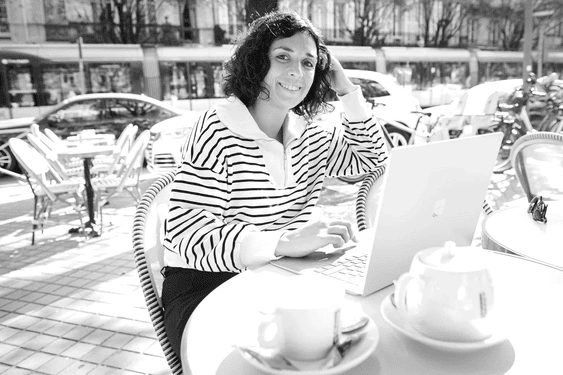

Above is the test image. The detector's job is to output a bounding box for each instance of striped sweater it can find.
[163,88,388,272]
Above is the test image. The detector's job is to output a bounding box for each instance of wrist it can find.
[336,84,357,97]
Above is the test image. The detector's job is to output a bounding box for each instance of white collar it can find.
[214,96,307,145]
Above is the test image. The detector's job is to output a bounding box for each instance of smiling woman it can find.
[159,10,389,359]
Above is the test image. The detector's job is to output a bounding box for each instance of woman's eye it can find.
[276,54,289,61]
[303,60,315,68]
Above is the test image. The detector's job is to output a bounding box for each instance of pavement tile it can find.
[61,342,97,359]
[101,332,135,349]
[0,326,19,341]
[40,337,76,355]
[5,330,38,346]
[1,367,30,375]
[122,336,156,353]
[61,325,95,341]
[125,353,169,374]
[4,315,42,330]
[20,333,57,351]
[56,360,97,375]
[102,350,143,368]
[0,300,28,313]
[36,356,74,375]
[80,346,115,364]
[15,302,44,315]
[0,347,34,366]
[16,351,55,371]
[0,343,18,358]
[81,329,114,345]
[43,321,76,337]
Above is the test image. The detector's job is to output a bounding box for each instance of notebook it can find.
[270,132,503,296]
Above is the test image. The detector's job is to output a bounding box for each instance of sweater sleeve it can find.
[324,86,389,177]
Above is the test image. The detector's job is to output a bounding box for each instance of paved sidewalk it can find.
[0,170,526,374]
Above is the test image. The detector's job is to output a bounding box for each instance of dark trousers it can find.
[161,266,237,359]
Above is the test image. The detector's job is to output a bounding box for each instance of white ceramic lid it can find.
[418,241,487,272]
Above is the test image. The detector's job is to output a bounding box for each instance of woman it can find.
[161,10,388,357]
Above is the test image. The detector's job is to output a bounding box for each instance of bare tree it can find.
[419,0,478,47]
[97,0,181,44]
[341,0,405,46]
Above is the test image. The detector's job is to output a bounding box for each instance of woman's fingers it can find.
[321,220,357,246]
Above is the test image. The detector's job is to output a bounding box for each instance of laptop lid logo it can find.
[433,199,446,218]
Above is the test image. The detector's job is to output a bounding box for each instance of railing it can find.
[45,23,200,45]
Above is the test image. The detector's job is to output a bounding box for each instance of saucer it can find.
[380,294,506,352]
[238,319,379,374]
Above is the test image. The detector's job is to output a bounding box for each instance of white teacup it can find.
[257,274,344,361]
[394,242,494,342]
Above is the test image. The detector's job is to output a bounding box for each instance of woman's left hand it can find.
[328,56,356,96]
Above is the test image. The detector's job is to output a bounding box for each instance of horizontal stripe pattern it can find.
[164,110,388,272]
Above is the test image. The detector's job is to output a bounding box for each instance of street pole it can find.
[78,36,86,95]
[522,2,533,90]
[538,21,545,77]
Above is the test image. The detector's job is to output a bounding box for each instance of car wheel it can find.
[384,125,411,147]
[0,146,18,174]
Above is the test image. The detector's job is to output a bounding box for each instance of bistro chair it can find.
[91,123,138,176]
[131,171,182,374]
[510,132,563,202]
[92,130,150,206]
[27,133,84,179]
[9,138,88,244]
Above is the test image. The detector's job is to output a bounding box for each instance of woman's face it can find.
[261,32,317,112]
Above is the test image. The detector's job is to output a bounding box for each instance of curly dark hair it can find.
[222,10,333,122]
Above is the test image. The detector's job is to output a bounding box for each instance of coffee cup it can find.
[257,274,344,361]
[394,242,494,342]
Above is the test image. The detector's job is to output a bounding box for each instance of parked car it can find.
[425,76,563,138]
[146,69,427,174]
[0,93,190,174]
[424,79,523,139]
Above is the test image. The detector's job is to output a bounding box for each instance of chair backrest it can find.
[116,123,138,151]
[113,130,150,191]
[44,128,64,146]
[104,124,139,175]
[510,131,563,202]
[355,166,386,231]
[27,133,71,180]
[132,171,182,374]
[8,138,62,201]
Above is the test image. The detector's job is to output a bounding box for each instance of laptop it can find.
[270,132,503,296]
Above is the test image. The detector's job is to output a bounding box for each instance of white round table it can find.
[482,201,563,270]
[182,250,563,374]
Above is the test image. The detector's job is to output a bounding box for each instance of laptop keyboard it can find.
[313,253,367,286]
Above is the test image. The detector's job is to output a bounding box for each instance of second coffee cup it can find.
[257,273,345,361]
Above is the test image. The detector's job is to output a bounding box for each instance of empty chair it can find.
[131,171,181,374]
[92,124,138,176]
[27,133,84,180]
[9,138,88,244]
[92,130,150,206]
[44,128,65,147]
[510,132,563,202]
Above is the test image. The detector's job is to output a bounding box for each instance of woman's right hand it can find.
[274,219,357,258]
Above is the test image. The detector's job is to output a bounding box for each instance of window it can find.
[43,100,104,134]
[89,64,132,93]
[350,78,390,98]
[0,0,9,34]
[7,65,36,107]
[41,65,82,105]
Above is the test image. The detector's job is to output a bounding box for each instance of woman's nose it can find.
[288,62,302,77]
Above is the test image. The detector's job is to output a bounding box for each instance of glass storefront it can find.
[160,61,225,100]
[88,63,133,93]
[387,62,471,91]
[41,64,82,105]
[7,65,37,107]
[478,62,522,83]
